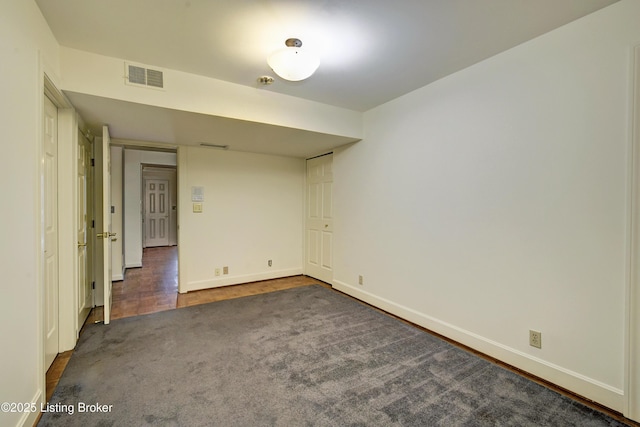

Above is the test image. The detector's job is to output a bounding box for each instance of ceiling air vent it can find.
[125,62,165,89]
[146,69,164,88]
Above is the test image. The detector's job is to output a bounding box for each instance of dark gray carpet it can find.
[39,285,627,426]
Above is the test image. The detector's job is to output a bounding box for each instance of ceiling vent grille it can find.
[125,62,165,89]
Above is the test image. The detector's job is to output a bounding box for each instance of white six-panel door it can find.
[144,179,170,247]
[43,96,59,370]
[305,153,333,283]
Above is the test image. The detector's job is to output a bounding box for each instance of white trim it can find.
[58,109,79,352]
[125,262,143,269]
[17,389,42,427]
[625,45,640,422]
[333,279,624,412]
[43,74,72,109]
[177,146,188,293]
[183,268,303,293]
[302,156,308,278]
[36,53,46,427]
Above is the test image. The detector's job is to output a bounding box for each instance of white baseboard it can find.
[18,388,42,427]
[184,268,303,293]
[112,265,125,281]
[332,279,624,412]
[124,262,142,269]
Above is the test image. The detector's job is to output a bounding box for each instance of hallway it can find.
[92,246,179,321]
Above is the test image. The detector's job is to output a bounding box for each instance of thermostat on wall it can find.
[191,186,204,202]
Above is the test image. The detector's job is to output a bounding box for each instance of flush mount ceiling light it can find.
[267,38,320,82]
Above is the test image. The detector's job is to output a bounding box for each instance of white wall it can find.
[0,1,60,426]
[333,0,640,412]
[123,149,177,268]
[179,147,304,292]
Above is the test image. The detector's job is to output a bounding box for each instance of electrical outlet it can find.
[529,330,542,349]
[268,260,272,267]
[215,268,220,276]
[358,275,364,285]
[223,266,228,275]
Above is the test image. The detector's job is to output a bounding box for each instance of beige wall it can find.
[178,146,304,292]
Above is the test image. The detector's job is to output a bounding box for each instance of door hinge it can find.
[91,281,95,290]
[91,158,95,166]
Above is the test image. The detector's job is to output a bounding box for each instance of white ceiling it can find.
[36,0,618,157]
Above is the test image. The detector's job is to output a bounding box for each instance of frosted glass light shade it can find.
[267,47,320,81]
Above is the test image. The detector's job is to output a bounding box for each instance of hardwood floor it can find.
[46,246,325,401]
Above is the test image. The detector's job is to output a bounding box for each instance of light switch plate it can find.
[193,203,203,213]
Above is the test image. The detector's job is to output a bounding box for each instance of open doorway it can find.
[91,145,179,320]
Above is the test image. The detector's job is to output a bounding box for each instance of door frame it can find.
[42,73,94,353]
[625,45,640,422]
[109,141,181,291]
